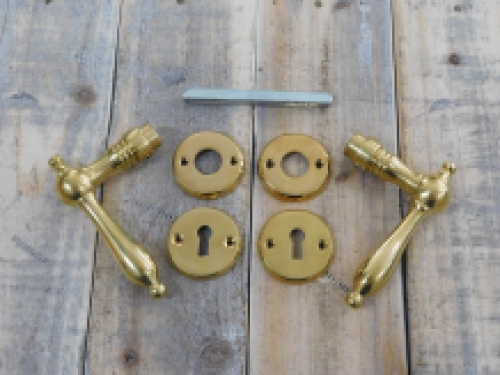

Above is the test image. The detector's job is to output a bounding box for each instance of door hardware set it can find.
[49,124,455,308]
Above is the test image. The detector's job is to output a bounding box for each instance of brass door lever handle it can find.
[49,124,166,298]
[344,134,456,308]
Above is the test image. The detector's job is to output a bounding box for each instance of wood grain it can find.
[85,0,256,373]
[0,0,120,373]
[5,0,500,373]
[249,1,407,374]
[393,1,500,374]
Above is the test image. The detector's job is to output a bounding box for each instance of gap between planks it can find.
[81,0,125,373]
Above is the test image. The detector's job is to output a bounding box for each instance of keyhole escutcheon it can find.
[197,225,213,256]
[290,228,305,259]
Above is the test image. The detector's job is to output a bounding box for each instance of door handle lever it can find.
[344,134,456,308]
[49,124,166,298]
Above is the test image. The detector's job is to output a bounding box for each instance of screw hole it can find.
[230,156,239,166]
[174,233,183,244]
[226,236,236,247]
[315,159,324,169]
[266,159,275,169]
[319,239,327,250]
[266,238,275,249]
[181,157,188,166]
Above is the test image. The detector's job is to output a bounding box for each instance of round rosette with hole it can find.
[258,134,330,201]
[173,131,245,199]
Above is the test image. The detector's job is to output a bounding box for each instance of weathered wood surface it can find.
[0,0,120,374]
[3,0,500,374]
[249,1,407,374]
[393,1,500,374]
[85,0,255,374]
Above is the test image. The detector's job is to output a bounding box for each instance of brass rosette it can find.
[258,134,330,201]
[168,207,242,279]
[173,131,244,199]
[258,210,335,283]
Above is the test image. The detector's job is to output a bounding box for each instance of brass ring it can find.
[173,131,245,199]
[258,134,330,201]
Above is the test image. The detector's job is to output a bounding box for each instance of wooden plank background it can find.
[85,0,255,374]
[249,1,406,374]
[0,0,120,373]
[0,0,498,374]
[394,1,500,374]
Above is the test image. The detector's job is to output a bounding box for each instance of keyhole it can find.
[290,228,305,260]
[197,225,212,257]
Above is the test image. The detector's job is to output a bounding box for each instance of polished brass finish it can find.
[344,134,456,308]
[173,131,245,199]
[167,207,242,278]
[49,124,166,299]
[258,210,334,283]
[258,134,330,201]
